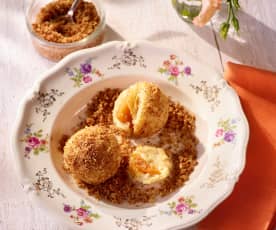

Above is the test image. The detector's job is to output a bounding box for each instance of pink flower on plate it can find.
[27,137,40,148]
[169,66,179,76]
[176,203,187,213]
[83,76,92,83]
[76,208,89,218]
[215,128,224,137]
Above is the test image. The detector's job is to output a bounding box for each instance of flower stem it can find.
[219,0,240,39]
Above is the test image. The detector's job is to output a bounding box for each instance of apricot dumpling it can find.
[113,82,169,137]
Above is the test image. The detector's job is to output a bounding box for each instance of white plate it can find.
[12,41,249,230]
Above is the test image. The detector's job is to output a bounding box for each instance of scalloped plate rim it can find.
[11,40,249,230]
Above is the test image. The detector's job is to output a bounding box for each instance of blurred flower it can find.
[28,137,40,147]
[170,54,176,60]
[83,76,92,83]
[80,63,92,74]
[188,209,194,214]
[63,204,72,213]
[84,217,93,223]
[184,66,191,75]
[40,139,46,145]
[176,203,187,213]
[193,0,240,39]
[24,127,31,134]
[76,208,89,218]
[193,0,222,27]
[163,60,171,68]
[224,131,235,142]
[25,146,31,152]
[169,66,179,76]
[66,67,74,76]
[215,128,224,137]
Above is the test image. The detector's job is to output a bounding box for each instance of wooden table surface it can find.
[0,0,275,229]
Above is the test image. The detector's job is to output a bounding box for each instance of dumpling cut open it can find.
[113,82,169,138]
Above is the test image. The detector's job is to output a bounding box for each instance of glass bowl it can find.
[172,0,202,23]
[25,0,105,61]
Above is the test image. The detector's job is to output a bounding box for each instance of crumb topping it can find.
[61,88,198,205]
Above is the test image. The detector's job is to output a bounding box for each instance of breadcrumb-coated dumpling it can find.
[113,82,169,137]
[128,145,172,185]
[63,125,121,185]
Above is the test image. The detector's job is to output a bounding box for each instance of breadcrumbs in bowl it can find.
[25,0,105,61]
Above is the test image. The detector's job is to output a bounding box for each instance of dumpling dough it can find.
[128,145,172,184]
[113,82,169,137]
[63,125,121,185]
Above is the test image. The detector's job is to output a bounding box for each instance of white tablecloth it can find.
[1,0,275,229]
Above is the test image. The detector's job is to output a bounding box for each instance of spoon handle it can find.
[67,0,81,18]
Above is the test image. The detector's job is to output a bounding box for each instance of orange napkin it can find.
[198,62,276,230]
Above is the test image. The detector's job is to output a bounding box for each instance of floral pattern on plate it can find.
[213,118,239,147]
[63,200,100,226]
[13,41,249,230]
[20,124,48,159]
[160,196,200,218]
[29,168,66,198]
[66,58,103,88]
[108,43,146,69]
[114,216,155,230]
[158,54,192,84]
[190,81,221,111]
[200,157,229,188]
[35,89,64,122]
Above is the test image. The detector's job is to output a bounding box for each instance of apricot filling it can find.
[132,154,160,176]
[117,101,132,123]
[117,87,140,124]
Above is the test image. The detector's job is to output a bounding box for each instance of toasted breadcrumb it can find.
[32,0,100,43]
[61,88,198,205]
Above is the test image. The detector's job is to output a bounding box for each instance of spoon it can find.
[63,0,82,23]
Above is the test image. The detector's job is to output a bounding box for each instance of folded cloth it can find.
[198,62,276,230]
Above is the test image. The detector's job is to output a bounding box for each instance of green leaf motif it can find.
[90,213,100,218]
[171,201,176,208]
[81,205,91,210]
[158,68,167,74]
[33,149,39,155]
[168,201,176,209]
[73,67,81,75]
[168,76,175,81]
[219,119,232,131]
[186,199,192,205]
